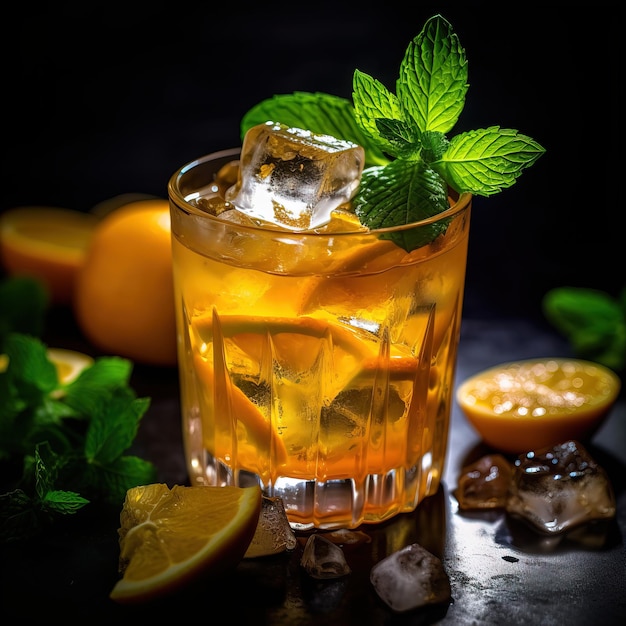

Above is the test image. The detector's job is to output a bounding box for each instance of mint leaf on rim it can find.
[356,160,450,252]
[432,126,546,196]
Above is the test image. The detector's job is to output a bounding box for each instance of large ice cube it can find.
[370,543,451,613]
[506,439,616,534]
[226,122,365,230]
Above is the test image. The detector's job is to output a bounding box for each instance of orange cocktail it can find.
[169,148,471,530]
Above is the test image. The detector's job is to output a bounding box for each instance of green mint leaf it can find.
[34,443,55,499]
[0,277,48,348]
[240,91,389,167]
[42,489,89,514]
[86,455,157,506]
[352,69,415,159]
[432,127,547,195]
[397,14,468,134]
[85,393,150,464]
[4,333,58,397]
[63,356,133,417]
[542,287,626,372]
[373,117,420,160]
[354,160,450,252]
[420,130,449,162]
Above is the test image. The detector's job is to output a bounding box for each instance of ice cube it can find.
[506,439,616,534]
[370,543,451,613]
[300,534,352,579]
[226,122,364,230]
[244,496,297,558]
[455,454,513,510]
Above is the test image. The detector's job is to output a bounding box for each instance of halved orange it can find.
[456,358,621,453]
[0,206,98,305]
[110,484,262,604]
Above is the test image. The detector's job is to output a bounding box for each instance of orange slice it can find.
[0,206,97,305]
[456,358,621,453]
[110,484,262,604]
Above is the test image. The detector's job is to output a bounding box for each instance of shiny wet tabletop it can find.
[1,316,624,625]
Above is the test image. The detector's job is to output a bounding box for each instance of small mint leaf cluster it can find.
[241,14,545,251]
[0,326,156,541]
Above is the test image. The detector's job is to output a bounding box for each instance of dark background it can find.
[2,1,623,322]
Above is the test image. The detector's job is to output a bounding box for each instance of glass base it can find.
[187,445,441,530]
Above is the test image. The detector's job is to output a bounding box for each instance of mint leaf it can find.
[397,14,468,133]
[352,70,414,159]
[4,333,58,397]
[63,356,133,417]
[543,286,626,373]
[354,160,449,252]
[241,91,389,168]
[432,127,547,195]
[85,393,150,464]
[43,490,89,514]
[86,455,157,506]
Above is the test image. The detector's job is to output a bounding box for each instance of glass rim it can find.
[168,148,472,236]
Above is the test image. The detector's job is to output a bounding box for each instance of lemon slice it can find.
[110,484,262,604]
[0,206,97,305]
[456,358,621,453]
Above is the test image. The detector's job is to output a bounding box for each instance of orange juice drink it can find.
[169,148,471,530]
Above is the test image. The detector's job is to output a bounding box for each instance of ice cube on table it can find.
[370,543,451,613]
[244,496,297,558]
[506,439,616,534]
[226,121,365,230]
[300,534,352,579]
[455,453,513,510]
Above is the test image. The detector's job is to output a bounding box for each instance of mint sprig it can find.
[543,286,626,374]
[0,312,157,542]
[240,14,545,251]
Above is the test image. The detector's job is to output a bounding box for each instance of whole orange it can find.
[73,199,177,367]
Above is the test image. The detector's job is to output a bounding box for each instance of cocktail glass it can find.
[168,147,472,530]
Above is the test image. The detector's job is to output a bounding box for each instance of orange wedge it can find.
[0,206,97,305]
[110,484,262,604]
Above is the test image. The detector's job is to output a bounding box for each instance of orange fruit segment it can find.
[456,358,621,453]
[73,199,177,366]
[110,484,262,604]
[0,206,98,305]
